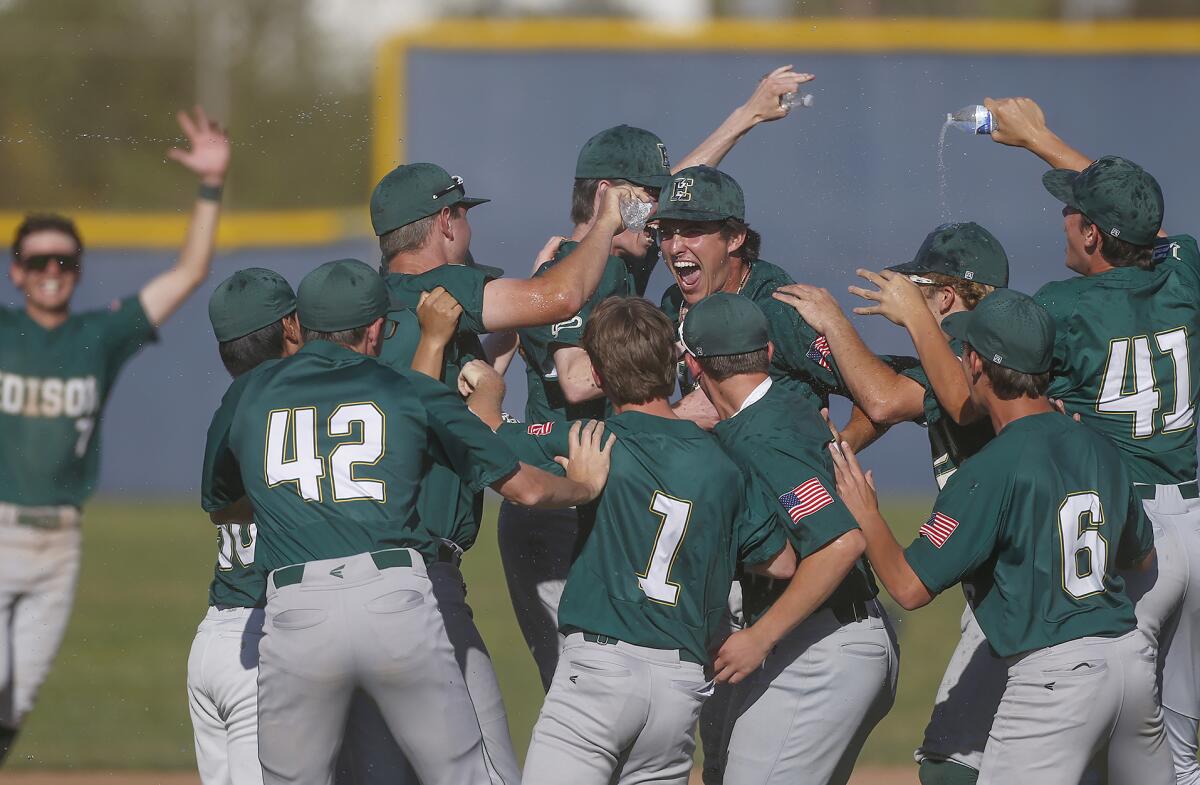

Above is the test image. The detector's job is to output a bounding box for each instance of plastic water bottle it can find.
[781,92,814,111]
[947,105,994,135]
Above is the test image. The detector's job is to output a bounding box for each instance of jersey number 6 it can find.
[1058,491,1108,600]
[264,403,387,503]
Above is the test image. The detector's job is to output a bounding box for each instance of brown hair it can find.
[696,348,770,381]
[967,344,1051,400]
[570,178,640,226]
[720,218,760,264]
[581,297,677,406]
[917,272,994,311]
[12,213,83,259]
[1081,217,1154,270]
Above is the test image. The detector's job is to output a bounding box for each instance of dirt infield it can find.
[0,767,917,785]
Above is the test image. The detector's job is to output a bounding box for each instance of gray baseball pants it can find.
[1124,483,1200,785]
[333,560,519,785]
[256,549,492,785]
[0,505,81,731]
[496,501,576,691]
[523,632,711,785]
[721,599,899,785]
[978,630,1173,785]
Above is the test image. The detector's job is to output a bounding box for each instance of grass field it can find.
[6,496,958,773]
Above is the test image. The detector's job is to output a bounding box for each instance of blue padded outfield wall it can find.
[6,46,1198,498]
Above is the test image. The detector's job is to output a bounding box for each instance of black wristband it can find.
[197,183,223,202]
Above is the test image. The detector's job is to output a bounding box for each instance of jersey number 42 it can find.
[264,404,387,503]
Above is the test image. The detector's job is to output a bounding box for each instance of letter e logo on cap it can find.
[1110,227,1121,237]
[671,178,694,202]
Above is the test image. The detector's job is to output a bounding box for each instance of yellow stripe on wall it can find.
[371,17,1200,182]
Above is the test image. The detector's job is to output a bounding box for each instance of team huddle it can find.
[1,68,1197,785]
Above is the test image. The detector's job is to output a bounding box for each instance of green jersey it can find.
[0,296,156,507]
[905,412,1153,658]
[201,341,518,570]
[661,260,849,409]
[894,343,995,489]
[711,380,878,623]
[377,263,498,552]
[500,412,786,664]
[1035,235,1200,485]
[517,241,628,424]
[200,372,267,608]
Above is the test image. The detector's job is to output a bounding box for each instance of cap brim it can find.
[629,174,671,191]
[650,207,732,224]
[884,259,930,276]
[457,196,490,209]
[1042,169,1081,209]
[940,311,972,344]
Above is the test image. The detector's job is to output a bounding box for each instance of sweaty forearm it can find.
[906,313,982,425]
[1025,129,1092,172]
[494,463,594,509]
[823,321,919,425]
[538,215,621,316]
[749,535,862,647]
[674,104,758,172]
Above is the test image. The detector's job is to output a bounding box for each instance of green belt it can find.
[581,632,704,666]
[1135,480,1200,501]
[272,549,414,589]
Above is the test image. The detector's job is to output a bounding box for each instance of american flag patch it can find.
[778,478,835,524]
[920,512,960,549]
[527,422,553,436]
[807,336,832,371]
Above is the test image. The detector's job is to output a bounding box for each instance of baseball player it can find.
[676,292,898,785]
[772,223,1011,784]
[501,65,815,692]
[897,98,1200,784]
[0,107,230,763]
[201,258,615,785]
[494,296,794,785]
[189,268,299,785]
[833,287,1172,785]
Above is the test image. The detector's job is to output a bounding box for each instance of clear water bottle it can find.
[781,92,814,111]
[947,105,994,135]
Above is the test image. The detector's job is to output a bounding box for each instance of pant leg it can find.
[221,609,266,785]
[1165,707,1200,785]
[497,502,576,691]
[6,528,81,728]
[257,582,355,785]
[335,691,417,785]
[188,619,233,785]
[429,562,520,785]
[1106,632,1174,785]
[523,637,648,785]
[353,561,491,785]
[978,637,1122,785]
[918,604,1008,773]
[616,658,708,785]
[699,583,743,785]
[724,607,897,785]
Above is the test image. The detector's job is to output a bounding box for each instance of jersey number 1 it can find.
[638,492,692,605]
[265,403,386,502]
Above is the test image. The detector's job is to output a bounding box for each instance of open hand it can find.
[983,96,1049,150]
[417,286,463,347]
[167,106,231,186]
[556,420,615,501]
[533,235,568,274]
[829,439,880,523]
[713,627,773,684]
[848,269,928,328]
[745,65,815,123]
[772,283,848,335]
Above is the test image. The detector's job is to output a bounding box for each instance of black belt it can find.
[437,539,464,567]
[1135,480,1199,501]
[272,549,414,589]
[581,632,705,666]
[830,598,872,626]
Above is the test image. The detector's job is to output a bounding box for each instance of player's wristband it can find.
[197,183,224,202]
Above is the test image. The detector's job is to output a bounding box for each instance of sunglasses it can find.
[21,253,81,273]
[383,318,400,340]
[431,175,465,201]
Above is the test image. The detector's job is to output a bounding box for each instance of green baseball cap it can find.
[942,289,1056,374]
[297,259,389,332]
[680,292,769,358]
[370,163,490,236]
[652,166,745,224]
[887,222,1009,288]
[208,267,296,342]
[1042,156,1163,247]
[575,125,671,190]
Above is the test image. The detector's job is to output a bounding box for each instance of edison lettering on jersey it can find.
[0,372,98,419]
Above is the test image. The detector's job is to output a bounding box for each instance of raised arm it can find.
[984,97,1091,172]
[139,107,231,327]
[480,186,640,332]
[773,284,925,426]
[849,270,985,426]
[410,287,463,380]
[674,65,814,171]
